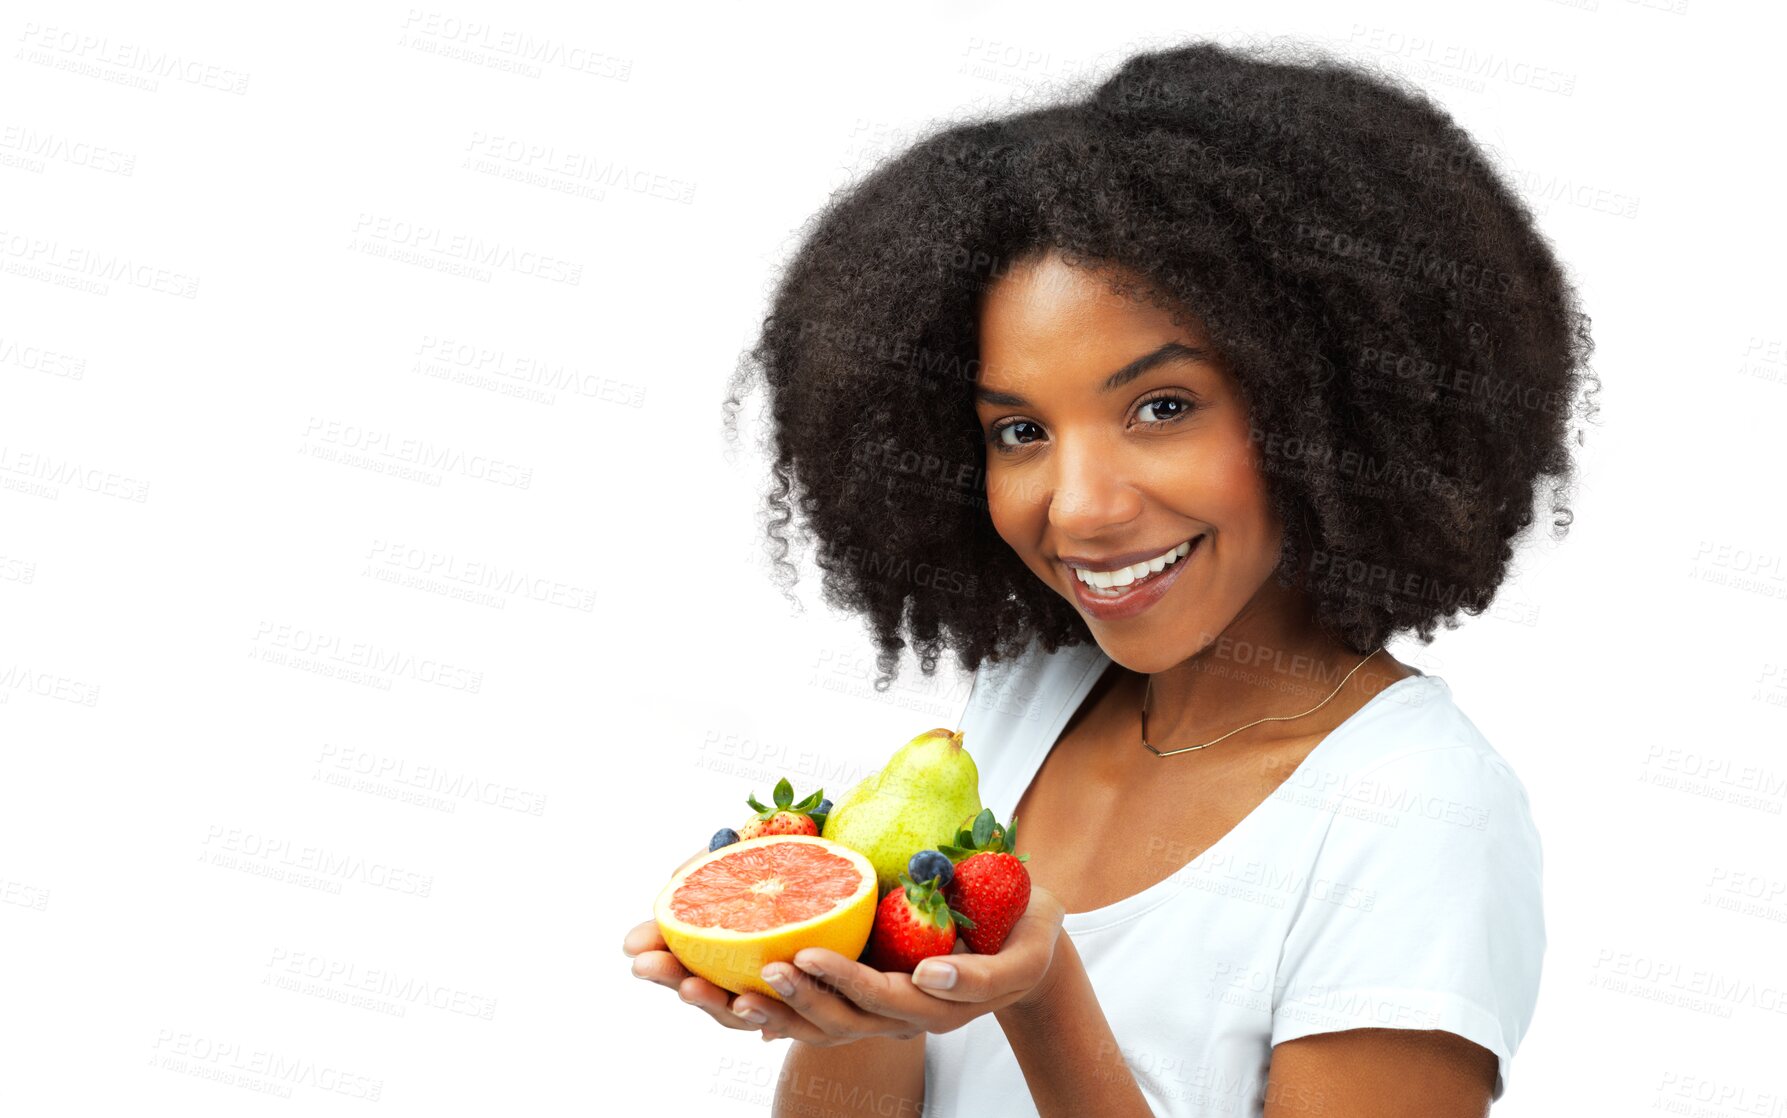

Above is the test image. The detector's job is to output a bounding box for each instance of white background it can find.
[3,1,1784,1115]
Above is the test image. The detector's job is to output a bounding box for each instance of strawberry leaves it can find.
[744,776,826,828]
[938,807,1029,865]
[894,871,976,932]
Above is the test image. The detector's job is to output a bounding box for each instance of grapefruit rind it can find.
[653,834,876,1002]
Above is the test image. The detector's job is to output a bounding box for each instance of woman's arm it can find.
[772,1034,926,1118]
[992,932,1156,1117]
[997,940,1499,1117]
[1262,1028,1496,1117]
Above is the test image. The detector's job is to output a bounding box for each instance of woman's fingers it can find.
[1025,883,1067,929]
[675,975,763,1032]
[624,915,696,995]
[743,962,900,1044]
[785,950,963,1031]
[630,951,760,1034]
[629,945,786,1038]
[624,928,850,1041]
[904,886,1067,1004]
[786,949,908,1016]
[768,957,900,1035]
[629,949,692,990]
[622,919,667,958]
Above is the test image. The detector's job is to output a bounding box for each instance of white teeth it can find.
[1074,539,1194,591]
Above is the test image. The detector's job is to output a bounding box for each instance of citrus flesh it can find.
[653,835,876,1001]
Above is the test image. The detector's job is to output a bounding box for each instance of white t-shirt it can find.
[922,639,1546,1117]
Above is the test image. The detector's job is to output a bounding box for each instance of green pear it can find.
[822,727,982,897]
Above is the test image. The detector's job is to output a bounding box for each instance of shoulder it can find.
[1316,674,1538,832]
[955,638,1108,732]
[1283,674,1546,953]
[952,640,1109,810]
[1273,677,1547,1103]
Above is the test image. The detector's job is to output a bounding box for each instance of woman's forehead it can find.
[978,253,1205,342]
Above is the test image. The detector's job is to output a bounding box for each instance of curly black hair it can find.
[721,37,1597,692]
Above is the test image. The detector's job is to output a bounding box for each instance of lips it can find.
[1066,535,1202,621]
[1070,537,1194,591]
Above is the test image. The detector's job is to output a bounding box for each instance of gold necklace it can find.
[1141,648,1383,757]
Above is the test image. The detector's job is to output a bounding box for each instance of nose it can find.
[1045,433,1142,540]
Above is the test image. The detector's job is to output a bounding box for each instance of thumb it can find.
[1025,884,1067,927]
[911,886,1065,1003]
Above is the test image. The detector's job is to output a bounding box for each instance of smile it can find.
[1073,538,1195,591]
[1067,536,1202,621]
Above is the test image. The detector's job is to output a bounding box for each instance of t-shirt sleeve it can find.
[1270,744,1546,1102]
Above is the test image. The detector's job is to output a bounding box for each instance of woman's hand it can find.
[623,846,778,1036]
[734,884,1069,1047]
[623,918,789,1036]
[622,851,1068,1046]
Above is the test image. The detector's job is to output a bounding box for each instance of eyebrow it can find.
[972,342,1212,407]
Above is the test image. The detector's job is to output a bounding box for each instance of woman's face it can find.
[973,250,1288,673]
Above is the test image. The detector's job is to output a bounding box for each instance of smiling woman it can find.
[972,267,1286,649]
[687,34,1595,1118]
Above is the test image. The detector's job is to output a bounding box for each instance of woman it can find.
[625,38,1591,1116]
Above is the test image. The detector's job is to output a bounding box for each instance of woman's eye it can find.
[1137,396,1194,424]
[986,396,1197,454]
[991,420,1041,450]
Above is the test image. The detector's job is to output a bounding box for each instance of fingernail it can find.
[794,956,823,977]
[914,962,956,990]
[762,968,795,996]
[733,1005,768,1024]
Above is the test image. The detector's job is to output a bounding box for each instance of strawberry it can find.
[939,808,1031,954]
[861,871,976,973]
[738,777,825,840]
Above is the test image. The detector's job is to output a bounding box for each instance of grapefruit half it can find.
[654,834,877,1002]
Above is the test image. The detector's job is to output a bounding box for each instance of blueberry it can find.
[908,849,953,888]
[709,828,740,851]
[816,798,833,817]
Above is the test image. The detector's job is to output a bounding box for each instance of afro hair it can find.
[722,37,1597,691]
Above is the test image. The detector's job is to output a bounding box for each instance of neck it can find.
[1141,583,1368,747]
